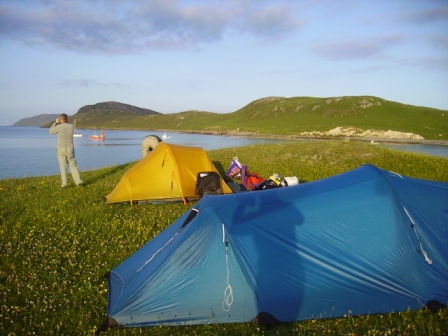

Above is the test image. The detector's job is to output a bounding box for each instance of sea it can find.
[0,126,447,180]
[0,127,293,180]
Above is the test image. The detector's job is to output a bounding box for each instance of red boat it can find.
[90,130,105,141]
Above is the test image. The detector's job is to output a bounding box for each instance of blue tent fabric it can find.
[102,164,448,329]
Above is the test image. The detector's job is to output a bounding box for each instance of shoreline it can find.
[162,129,448,146]
[32,125,448,146]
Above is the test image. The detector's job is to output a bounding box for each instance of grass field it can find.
[1,140,447,335]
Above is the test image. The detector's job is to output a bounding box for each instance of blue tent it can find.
[99,164,448,330]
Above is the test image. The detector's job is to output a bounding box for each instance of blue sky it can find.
[0,0,447,126]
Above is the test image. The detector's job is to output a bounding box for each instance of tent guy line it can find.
[222,223,234,313]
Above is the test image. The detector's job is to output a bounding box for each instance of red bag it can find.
[244,172,265,191]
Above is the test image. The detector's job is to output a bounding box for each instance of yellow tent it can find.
[105,142,233,204]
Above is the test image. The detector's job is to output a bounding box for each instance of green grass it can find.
[1,141,447,335]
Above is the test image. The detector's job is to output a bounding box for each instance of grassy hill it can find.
[71,96,448,140]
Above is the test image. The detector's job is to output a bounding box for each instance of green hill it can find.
[48,96,448,140]
[40,101,160,128]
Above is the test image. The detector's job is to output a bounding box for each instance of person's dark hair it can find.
[60,113,68,122]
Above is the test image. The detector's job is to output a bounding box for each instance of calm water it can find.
[0,127,447,180]
[0,127,292,180]
[381,143,448,158]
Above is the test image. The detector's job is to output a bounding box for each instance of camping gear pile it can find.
[225,157,299,191]
[105,150,298,205]
[98,162,448,332]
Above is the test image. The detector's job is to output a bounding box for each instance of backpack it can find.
[195,172,223,198]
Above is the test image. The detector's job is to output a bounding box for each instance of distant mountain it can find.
[37,101,161,128]
[13,114,60,127]
[76,101,159,116]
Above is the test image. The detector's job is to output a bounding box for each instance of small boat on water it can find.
[73,119,82,137]
[90,130,105,141]
[370,140,379,144]
[162,131,172,139]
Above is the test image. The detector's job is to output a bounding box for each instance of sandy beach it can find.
[172,128,448,146]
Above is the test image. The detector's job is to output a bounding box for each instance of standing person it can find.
[49,113,83,188]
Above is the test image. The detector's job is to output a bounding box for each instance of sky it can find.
[0,0,447,126]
